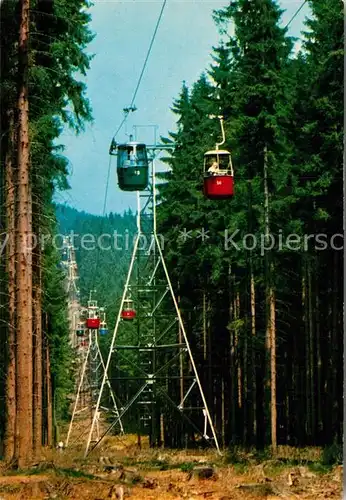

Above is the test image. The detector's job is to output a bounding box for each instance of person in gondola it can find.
[208,159,219,175]
[129,149,137,166]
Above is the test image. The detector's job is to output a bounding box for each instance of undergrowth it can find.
[224,444,340,475]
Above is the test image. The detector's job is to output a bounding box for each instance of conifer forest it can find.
[0,0,343,498]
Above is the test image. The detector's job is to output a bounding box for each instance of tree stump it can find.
[119,468,142,484]
[188,465,216,480]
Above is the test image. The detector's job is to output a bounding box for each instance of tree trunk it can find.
[247,180,257,445]
[3,109,17,462]
[177,283,184,406]
[269,283,277,453]
[263,144,270,446]
[331,251,339,440]
[15,0,32,467]
[263,144,276,453]
[308,259,315,441]
[32,242,42,458]
[46,340,52,446]
[202,290,207,361]
[221,376,225,447]
[243,289,248,446]
[229,272,236,440]
[207,294,212,414]
[302,265,311,442]
[235,292,242,410]
[250,269,257,441]
[315,276,323,441]
[235,291,243,446]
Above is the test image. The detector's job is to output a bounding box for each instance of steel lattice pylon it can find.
[84,148,220,456]
[65,297,124,449]
[61,236,80,348]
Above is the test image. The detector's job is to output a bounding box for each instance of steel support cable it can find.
[110,0,167,142]
[89,0,168,291]
[129,0,167,109]
[284,0,308,29]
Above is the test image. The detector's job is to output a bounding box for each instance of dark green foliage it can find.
[321,442,343,466]
[156,0,343,450]
[29,0,94,425]
[56,204,137,327]
[0,0,94,437]
[42,228,73,421]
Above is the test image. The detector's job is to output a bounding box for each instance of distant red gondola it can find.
[86,317,100,329]
[86,297,100,329]
[121,298,136,321]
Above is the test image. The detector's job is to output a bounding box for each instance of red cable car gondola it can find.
[121,298,136,320]
[86,317,100,329]
[86,297,100,329]
[203,116,234,200]
[203,149,234,199]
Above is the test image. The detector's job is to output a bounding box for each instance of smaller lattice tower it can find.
[65,291,123,448]
[61,236,80,348]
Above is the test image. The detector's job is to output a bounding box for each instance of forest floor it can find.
[0,434,342,499]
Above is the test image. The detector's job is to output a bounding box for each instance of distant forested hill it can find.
[56,204,137,327]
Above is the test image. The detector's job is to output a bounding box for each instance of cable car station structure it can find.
[83,141,221,457]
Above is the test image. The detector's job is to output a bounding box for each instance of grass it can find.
[102,441,338,479]
[114,456,206,473]
[0,484,23,494]
[223,444,338,477]
[307,462,334,475]
[54,467,98,480]
[232,462,249,474]
[179,462,195,472]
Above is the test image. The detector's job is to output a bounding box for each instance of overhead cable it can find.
[111,0,167,141]
[284,0,308,29]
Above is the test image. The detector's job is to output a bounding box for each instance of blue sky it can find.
[57,0,310,216]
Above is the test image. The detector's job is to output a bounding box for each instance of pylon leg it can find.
[95,334,124,433]
[155,233,220,454]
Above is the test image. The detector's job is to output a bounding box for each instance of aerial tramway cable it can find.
[284,0,308,29]
[89,0,167,293]
[110,0,167,143]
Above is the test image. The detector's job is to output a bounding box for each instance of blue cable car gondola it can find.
[116,142,149,191]
[99,321,108,335]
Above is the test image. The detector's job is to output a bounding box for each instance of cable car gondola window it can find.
[219,154,230,171]
[136,145,147,162]
[119,148,129,167]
